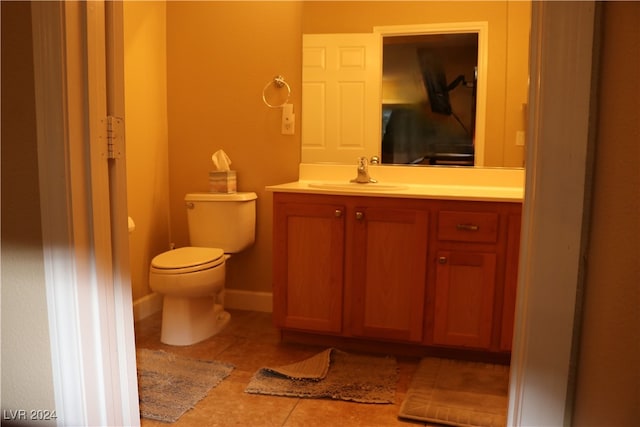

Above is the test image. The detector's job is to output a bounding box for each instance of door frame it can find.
[31,1,597,426]
[31,2,139,425]
[509,2,598,425]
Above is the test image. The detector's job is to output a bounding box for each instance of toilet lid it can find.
[151,247,225,270]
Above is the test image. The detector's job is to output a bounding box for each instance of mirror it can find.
[380,28,481,166]
[301,1,531,168]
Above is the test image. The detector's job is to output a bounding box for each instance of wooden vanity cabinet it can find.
[428,202,521,352]
[273,193,430,341]
[272,192,521,355]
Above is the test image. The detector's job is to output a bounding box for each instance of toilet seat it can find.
[151,247,225,274]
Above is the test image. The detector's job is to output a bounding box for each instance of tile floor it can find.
[134,309,428,426]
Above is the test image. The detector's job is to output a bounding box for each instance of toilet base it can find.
[160,295,230,346]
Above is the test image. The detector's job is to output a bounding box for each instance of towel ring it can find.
[262,75,291,108]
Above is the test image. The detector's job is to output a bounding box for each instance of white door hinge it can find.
[104,116,124,159]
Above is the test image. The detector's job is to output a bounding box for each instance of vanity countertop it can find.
[266,164,525,202]
[266,180,523,202]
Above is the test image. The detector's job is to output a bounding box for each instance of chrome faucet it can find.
[351,156,377,184]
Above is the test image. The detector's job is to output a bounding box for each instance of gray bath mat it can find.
[245,348,397,404]
[136,348,234,422]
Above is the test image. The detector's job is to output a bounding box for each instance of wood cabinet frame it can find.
[272,192,521,356]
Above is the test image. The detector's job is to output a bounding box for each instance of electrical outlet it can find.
[516,130,525,146]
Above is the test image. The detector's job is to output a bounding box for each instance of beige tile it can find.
[396,357,421,394]
[217,339,327,373]
[135,309,479,427]
[175,379,298,427]
[140,417,169,427]
[219,310,281,344]
[283,398,415,427]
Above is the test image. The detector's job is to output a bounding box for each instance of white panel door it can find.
[302,33,381,164]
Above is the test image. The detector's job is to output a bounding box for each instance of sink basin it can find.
[308,182,408,191]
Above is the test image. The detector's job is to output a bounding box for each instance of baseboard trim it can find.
[225,289,273,313]
[133,292,163,322]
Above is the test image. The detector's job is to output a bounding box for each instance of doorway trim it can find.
[31,2,139,425]
[30,1,597,426]
[508,1,597,425]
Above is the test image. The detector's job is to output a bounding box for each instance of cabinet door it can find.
[433,250,496,349]
[349,207,429,342]
[273,202,345,333]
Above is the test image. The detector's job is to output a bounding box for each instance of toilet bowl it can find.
[149,192,257,346]
[150,247,229,346]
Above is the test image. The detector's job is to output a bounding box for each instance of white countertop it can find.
[266,164,524,202]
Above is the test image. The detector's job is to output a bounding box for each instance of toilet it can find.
[149,192,257,345]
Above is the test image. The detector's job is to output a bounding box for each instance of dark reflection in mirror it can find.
[381,33,478,166]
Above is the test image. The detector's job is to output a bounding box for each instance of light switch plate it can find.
[281,103,295,135]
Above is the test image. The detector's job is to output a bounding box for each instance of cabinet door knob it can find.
[438,256,448,264]
[355,211,364,220]
[334,209,343,217]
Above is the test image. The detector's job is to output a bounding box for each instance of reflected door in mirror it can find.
[302,34,381,164]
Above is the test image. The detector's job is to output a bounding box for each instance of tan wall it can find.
[0,1,56,416]
[302,1,530,167]
[573,2,640,424]
[124,1,171,300]
[130,1,528,299]
[503,1,530,168]
[166,1,301,293]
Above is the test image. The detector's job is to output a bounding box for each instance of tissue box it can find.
[209,170,237,193]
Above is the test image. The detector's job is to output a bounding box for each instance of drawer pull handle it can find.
[334,209,343,217]
[355,211,364,220]
[456,223,479,231]
[438,256,448,264]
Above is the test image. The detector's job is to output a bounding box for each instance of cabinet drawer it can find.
[438,211,498,243]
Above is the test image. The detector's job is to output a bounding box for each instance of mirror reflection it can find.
[301,1,531,169]
[381,33,478,166]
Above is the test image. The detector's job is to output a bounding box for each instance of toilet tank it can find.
[185,192,257,253]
